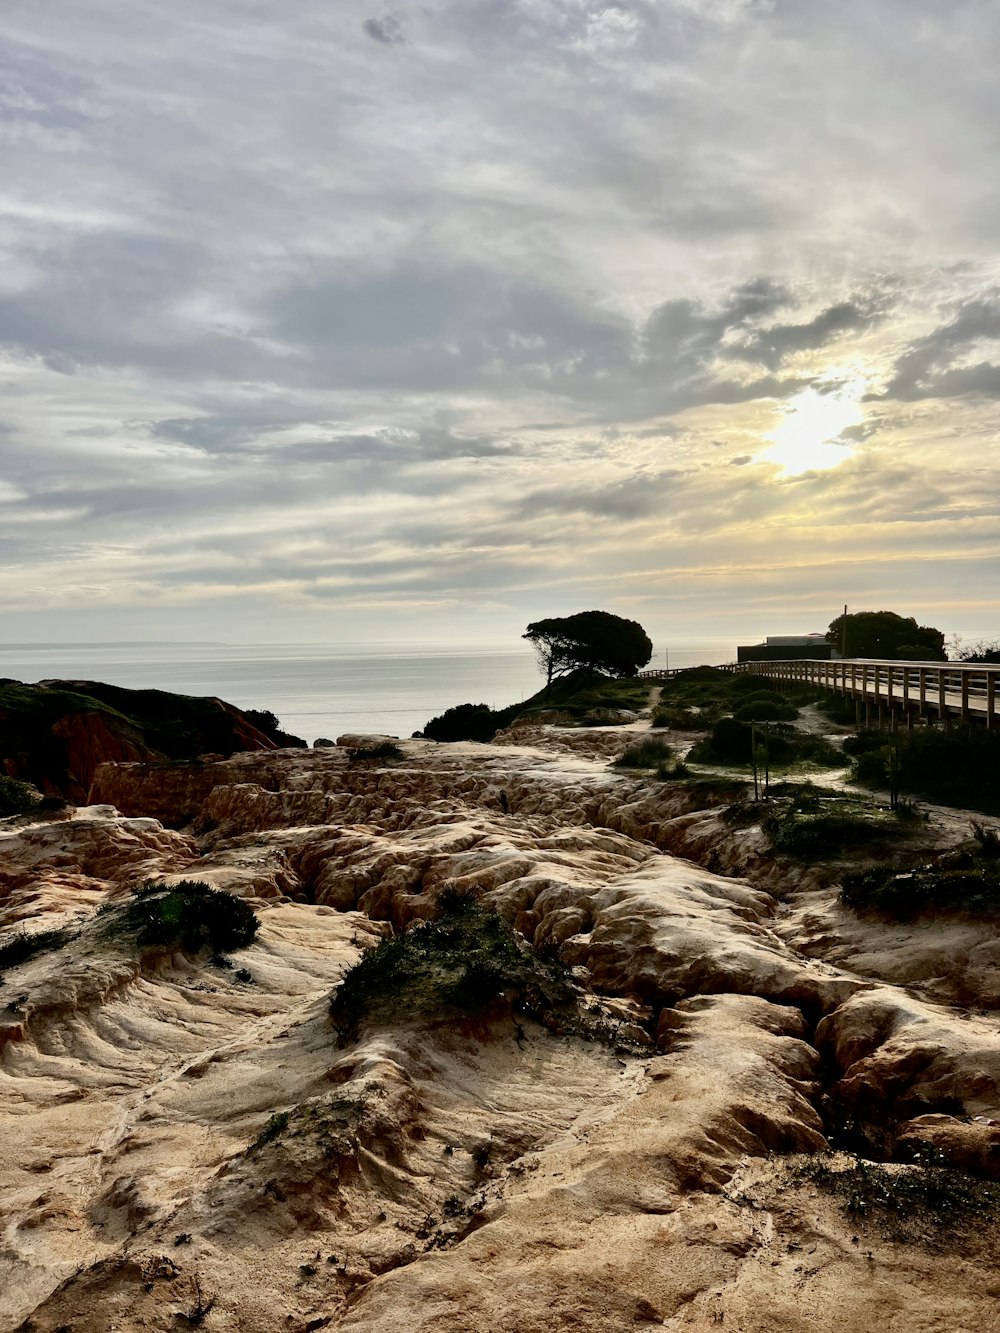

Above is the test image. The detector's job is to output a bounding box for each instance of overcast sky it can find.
[1,0,998,648]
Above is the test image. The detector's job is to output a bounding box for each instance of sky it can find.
[1,0,999,650]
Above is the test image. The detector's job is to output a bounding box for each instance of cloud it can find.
[362,15,405,45]
[1,0,1000,641]
[881,292,1000,400]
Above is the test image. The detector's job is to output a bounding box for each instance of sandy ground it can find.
[3,707,1000,1331]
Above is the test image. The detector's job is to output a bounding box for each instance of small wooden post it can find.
[918,667,927,719]
[988,672,996,730]
[961,670,970,724]
[938,667,947,723]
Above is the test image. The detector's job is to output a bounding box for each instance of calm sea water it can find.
[0,638,736,743]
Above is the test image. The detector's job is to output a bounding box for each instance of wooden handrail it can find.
[722,658,999,727]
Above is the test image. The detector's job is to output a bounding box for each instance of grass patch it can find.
[791,1150,1000,1242]
[101,880,258,954]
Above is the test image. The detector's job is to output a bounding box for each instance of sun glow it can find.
[765,380,865,475]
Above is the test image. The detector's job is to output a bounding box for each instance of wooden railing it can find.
[723,658,999,728]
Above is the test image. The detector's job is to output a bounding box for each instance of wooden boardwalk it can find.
[642,659,1000,727]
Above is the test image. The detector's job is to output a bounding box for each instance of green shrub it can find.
[0,775,38,816]
[766,809,903,858]
[733,695,799,723]
[651,704,713,731]
[108,880,258,954]
[422,702,512,742]
[614,737,674,769]
[348,741,405,763]
[689,718,841,769]
[329,892,575,1043]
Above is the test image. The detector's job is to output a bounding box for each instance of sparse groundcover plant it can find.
[842,830,1000,918]
[104,880,258,954]
[791,1149,1000,1242]
[613,737,674,769]
[328,889,642,1050]
[761,797,909,860]
[0,926,73,972]
[348,741,405,763]
[251,1110,290,1150]
[329,891,575,1043]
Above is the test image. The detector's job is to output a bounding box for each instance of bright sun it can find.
[765,381,865,475]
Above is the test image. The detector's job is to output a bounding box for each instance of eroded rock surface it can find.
[3,731,1000,1331]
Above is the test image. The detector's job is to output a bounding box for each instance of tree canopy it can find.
[826,611,946,661]
[523,611,653,686]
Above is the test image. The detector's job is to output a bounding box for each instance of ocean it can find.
[0,638,737,744]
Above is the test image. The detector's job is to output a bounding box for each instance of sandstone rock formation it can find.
[3,722,1000,1331]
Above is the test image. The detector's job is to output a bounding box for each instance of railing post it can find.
[938,667,947,722]
[961,669,970,724]
[919,668,927,719]
[989,671,996,730]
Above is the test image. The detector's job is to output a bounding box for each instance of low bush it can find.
[614,737,673,769]
[847,725,1000,814]
[651,704,712,731]
[0,775,38,817]
[348,742,405,763]
[733,695,799,723]
[330,891,575,1043]
[689,718,842,769]
[765,808,905,858]
[106,880,258,954]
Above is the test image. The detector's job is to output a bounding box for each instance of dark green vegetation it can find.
[251,1111,290,1149]
[0,774,39,816]
[722,784,914,859]
[846,724,1000,814]
[329,891,639,1048]
[651,667,804,732]
[347,741,405,763]
[101,880,258,955]
[958,639,1000,664]
[0,678,305,800]
[842,823,1000,918]
[792,1150,1000,1242]
[0,926,73,974]
[688,717,841,770]
[422,701,521,743]
[613,737,675,770]
[826,610,946,661]
[330,892,573,1043]
[421,671,649,742]
[523,611,652,687]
